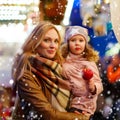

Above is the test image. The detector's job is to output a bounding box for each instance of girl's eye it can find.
[70,38,85,43]
[70,39,76,42]
[79,39,84,42]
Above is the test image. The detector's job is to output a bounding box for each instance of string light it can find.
[0,0,39,21]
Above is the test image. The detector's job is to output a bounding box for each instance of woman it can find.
[61,26,103,119]
[11,21,89,120]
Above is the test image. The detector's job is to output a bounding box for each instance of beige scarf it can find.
[30,55,71,109]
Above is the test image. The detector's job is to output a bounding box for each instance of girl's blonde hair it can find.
[12,21,63,82]
[61,42,99,63]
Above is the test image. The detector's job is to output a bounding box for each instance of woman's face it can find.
[68,35,86,55]
[37,28,59,59]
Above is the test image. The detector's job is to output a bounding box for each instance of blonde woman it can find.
[11,21,89,120]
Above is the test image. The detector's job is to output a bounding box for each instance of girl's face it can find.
[68,35,86,55]
[37,28,59,59]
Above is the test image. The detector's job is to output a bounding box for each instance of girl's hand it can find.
[88,79,96,94]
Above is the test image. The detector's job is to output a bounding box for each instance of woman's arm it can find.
[17,72,89,120]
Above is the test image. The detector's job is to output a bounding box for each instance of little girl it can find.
[61,26,103,118]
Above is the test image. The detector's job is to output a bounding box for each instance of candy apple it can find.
[82,68,93,80]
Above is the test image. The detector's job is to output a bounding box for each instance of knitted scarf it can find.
[29,55,71,109]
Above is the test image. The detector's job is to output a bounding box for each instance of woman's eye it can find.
[43,39,50,42]
[54,39,59,43]
[43,38,59,44]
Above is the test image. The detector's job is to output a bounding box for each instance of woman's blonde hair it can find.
[12,21,63,82]
[61,42,99,63]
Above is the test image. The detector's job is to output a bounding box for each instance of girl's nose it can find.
[75,40,80,45]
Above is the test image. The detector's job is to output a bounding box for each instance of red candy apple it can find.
[82,68,93,80]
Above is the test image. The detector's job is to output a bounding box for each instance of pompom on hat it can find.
[64,26,89,42]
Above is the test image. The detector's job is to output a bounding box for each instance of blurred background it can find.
[0,0,120,119]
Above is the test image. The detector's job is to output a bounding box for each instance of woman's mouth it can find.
[47,50,55,54]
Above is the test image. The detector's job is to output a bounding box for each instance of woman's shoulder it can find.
[18,70,37,82]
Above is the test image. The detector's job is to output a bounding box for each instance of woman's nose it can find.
[50,42,56,47]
